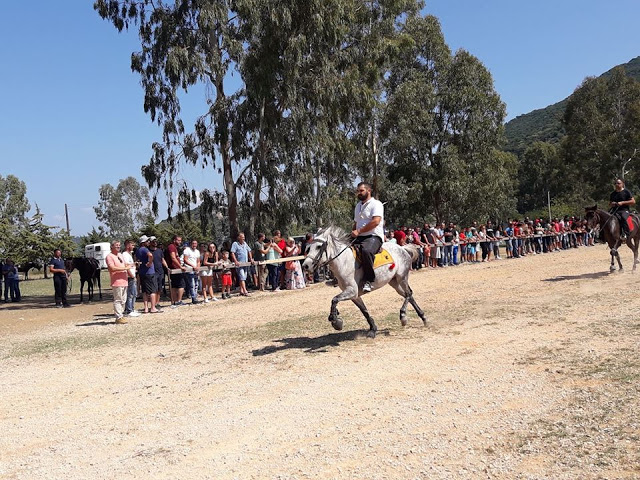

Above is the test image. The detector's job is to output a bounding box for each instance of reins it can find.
[310,236,357,270]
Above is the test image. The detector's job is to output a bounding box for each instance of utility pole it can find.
[64,204,70,234]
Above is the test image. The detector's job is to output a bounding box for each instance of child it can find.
[219,250,232,299]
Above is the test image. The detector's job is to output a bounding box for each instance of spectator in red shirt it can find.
[393,228,407,246]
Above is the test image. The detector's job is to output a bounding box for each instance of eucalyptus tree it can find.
[93,176,154,240]
[563,67,640,201]
[380,14,514,225]
[95,0,422,238]
[517,142,561,213]
[0,174,30,224]
[95,0,249,238]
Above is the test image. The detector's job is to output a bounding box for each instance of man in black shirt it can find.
[48,248,70,308]
[610,178,636,238]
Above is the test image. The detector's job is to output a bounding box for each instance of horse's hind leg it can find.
[351,297,377,338]
[390,277,427,326]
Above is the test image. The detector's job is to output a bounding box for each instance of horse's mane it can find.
[317,225,353,255]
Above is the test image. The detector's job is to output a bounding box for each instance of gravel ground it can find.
[1,245,639,479]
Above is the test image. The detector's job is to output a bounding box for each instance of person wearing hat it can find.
[136,235,162,314]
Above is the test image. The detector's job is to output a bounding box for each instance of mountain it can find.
[504,56,640,155]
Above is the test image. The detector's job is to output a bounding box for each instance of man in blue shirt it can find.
[137,235,161,314]
[231,232,254,296]
[48,249,70,307]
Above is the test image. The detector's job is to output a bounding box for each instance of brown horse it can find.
[585,205,640,271]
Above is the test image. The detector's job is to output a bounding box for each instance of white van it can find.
[84,242,110,269]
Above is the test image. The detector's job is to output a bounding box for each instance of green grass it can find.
[16,271,111,298]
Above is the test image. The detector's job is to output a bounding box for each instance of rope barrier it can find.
[169,256,306,275]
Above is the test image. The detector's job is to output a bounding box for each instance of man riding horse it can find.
[610,178,636,239]
[351,182,384,293]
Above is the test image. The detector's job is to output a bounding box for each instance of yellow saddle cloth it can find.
[351,248,394,269]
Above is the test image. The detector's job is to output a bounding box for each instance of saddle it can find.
[351,246,394,269]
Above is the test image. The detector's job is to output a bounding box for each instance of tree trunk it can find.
[222,147,239,240]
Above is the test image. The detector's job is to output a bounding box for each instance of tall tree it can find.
[517,142,561,212]
[381,14,513,225]
[563,67,640,200]
[93,176,154,240]
[95,0,423,238]
[0,174,30,224]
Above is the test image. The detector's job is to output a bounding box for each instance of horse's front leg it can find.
[610,248,617,271]
[328,285,357,331]
[351,297,377,338]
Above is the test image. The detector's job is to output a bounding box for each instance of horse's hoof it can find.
[610,266,616,272]
[400,315,408,327]
[331,319,343,331]
[366,330,376,339]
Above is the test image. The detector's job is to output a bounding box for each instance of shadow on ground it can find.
[543,271,611,282]
[76,314,118,327]
[0,294,112,311]
[252,329,391,356]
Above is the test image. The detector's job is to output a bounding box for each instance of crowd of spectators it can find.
[0,214,596,314]
[108,229,314,319]
[390,216,595,269]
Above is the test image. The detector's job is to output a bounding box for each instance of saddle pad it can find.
[628,216,635,231]
[352,248,394,269]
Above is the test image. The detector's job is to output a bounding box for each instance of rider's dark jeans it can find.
[616,211,631,234]
[353,235,383,283]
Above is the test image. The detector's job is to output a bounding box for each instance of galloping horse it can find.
[65,257,102,302]
[585,205,640,272]
[302,226,427,338]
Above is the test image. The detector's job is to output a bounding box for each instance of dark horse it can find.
[17,261,42,280]
[65,257,102,302]
[585,205,640,272]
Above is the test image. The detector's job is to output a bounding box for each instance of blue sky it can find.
[1,1,638,236]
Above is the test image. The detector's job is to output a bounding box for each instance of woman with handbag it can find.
[283,237,306,290]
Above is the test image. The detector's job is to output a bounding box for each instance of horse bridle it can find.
[588,207,617,234]
[309,237,356,271]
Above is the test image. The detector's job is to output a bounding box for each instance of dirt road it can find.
[1,245,639,479]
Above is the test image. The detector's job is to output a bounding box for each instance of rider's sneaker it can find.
[363,281,373,293]
[621,233,627,240]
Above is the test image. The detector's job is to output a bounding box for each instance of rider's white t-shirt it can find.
[354,197,385,241]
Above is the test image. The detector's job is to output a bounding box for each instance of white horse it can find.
[302,226,427,338]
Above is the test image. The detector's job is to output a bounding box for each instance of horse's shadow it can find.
[252,328,390,356]
[543,271,611,282]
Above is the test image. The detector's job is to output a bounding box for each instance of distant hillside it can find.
[504,56,640,155]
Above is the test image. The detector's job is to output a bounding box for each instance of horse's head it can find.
[301,226,349,272]
[584,205,600,230]
[302,228,329,273]
[64,259,75,272]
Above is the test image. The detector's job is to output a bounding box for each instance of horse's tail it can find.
[402,244,420,262]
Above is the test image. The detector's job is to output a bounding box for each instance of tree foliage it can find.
[563,67,640,201]
[93,176,154,240]
[517,141,561,213]
[0,174,30,224]
[381,15,514,225]
[95,1,521,232]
